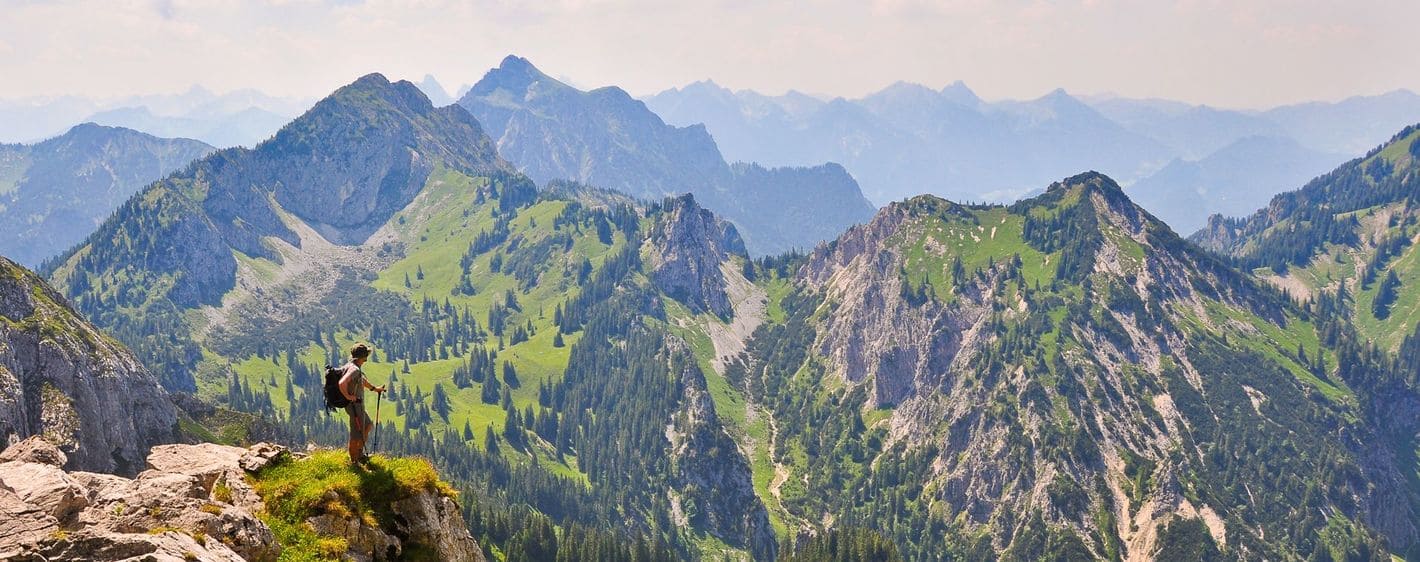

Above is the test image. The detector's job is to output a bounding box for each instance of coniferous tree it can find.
[1373,269,1401,318]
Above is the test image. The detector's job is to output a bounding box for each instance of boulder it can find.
[16,529,247,562]
[0,485,60,560]
[0,461,88,522]
[0,436,67,467]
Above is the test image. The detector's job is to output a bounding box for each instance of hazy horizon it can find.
[2,1,1418,110]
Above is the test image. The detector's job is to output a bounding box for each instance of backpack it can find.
[323,364,351,411]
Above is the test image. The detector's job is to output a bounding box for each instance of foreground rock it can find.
[0,439,485,561]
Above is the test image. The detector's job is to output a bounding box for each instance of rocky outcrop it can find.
[0,438,270,561]
[0,440,485,562]
[667,346,777,560]
[0,257,178,475]
[800,197,994,408]
[306,488,484,562]
[649,194,747,319]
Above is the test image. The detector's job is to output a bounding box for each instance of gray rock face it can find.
[389,494,487,562]
[667,349,777,561]
[302,474,488,562]
[0,257,178,475]
[649,194,745,319]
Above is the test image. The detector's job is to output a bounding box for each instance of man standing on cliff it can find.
[340,343,385,465]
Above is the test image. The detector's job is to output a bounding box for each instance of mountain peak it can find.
[347,72,393,90]
[499,54,536,72]
[1040,87,1075,102]
[467,54,562,100]
[1048,170,1121,193]
[417,73,454,106]
[939,80,980,106]
[682,79,731,96]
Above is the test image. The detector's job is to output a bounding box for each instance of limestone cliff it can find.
[649,194,747,319]
[0,257,178,475]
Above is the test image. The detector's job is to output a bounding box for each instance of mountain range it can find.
[0,124,214,267]
[27,64,1420,561]
[0,86,313,147]
[645,81,1420,232]
[457,55,876,255]
[1129,135,1349,234]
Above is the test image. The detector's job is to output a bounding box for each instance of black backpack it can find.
[324,364,351,411]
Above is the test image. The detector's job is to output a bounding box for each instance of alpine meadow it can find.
[1,3,1419,562]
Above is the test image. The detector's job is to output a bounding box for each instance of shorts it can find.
[346,403,372,440]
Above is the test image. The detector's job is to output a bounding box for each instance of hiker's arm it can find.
[364,380,386,393]
[338,370,358,401]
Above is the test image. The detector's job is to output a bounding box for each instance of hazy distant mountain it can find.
[459,56,875,254]
[417,74,456,106]
[0,86,311,147]
[1088,90,1420,160]
[1263,89,1420,155]
[1088,98,1285,159]
[0,123,213,267]
[1128,135,1348,234]
[0,96,103,143]
[86,105,291,149]
[645,81,1172,205]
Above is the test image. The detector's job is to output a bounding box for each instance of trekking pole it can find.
[372,390,382,454]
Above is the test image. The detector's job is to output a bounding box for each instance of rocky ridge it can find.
[0,256,178,475]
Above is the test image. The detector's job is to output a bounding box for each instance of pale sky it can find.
[0,0,1415,108]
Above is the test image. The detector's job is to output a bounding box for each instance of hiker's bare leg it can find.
[348,437,362,461]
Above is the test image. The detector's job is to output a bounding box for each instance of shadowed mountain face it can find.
[459,56,876,255]
[0,124,214,267]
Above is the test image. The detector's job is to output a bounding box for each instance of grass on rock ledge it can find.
[249,450,458,562]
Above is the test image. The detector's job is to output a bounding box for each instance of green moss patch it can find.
[250,450,457,561]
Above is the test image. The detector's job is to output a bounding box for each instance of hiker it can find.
[340,343,385,465]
